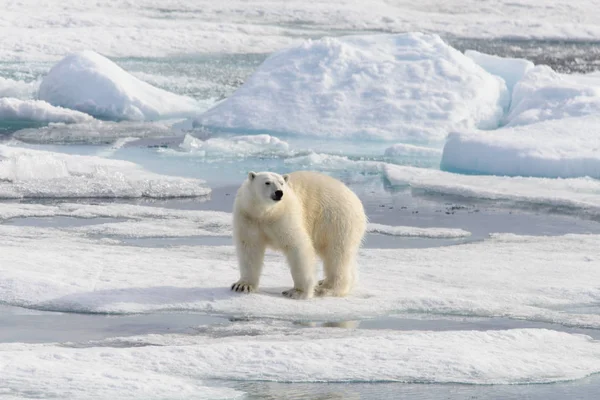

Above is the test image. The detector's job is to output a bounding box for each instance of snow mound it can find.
[0,145,210,199]
[0,98,93,124]
[2,223,600,329]
[441,115,600,179]
[385,164,600,215]
[179,133,290,157]
[38,51,202,121]
[505,66,600,127]
[466,50,534,93]
[193,33,508,141]
[3,328,600,387]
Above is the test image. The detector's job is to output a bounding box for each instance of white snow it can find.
[441,115,600,179]
[1,222,599,328]
[193,33,508,141]
[0,145,210,199]
[465,50,534,93]
[38,51,202,121]
[0,338,243,399]
[178,133,290,157]
[367,223,471,239]
[0,77,39,99]
[505,66,600,127]
[384,143,442,158]
[0,98,94,124]
[385,164,600,215]
[2,1,600,62]
[2,328,600,389]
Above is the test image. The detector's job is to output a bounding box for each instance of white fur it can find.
[231,170,367,299]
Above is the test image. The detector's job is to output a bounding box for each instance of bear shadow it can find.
[35,285,296,314]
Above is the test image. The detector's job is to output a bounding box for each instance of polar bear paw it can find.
[231,281,256,293]
[282,288,312,299]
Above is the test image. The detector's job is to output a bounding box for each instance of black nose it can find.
[273,190,283,200]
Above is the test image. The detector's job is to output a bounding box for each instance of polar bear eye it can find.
[265,182,271,186]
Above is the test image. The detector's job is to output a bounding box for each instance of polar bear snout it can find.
[272,190,284,201]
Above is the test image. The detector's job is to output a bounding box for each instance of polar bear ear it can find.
[248,171,256,180]
[283,174,289,183]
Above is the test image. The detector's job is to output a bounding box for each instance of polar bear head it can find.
[247,171,290,202]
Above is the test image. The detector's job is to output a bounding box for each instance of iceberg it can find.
[38,51,202,121]
[465,50,534,93]
[0,145,210,199]
[192,33,508,141]
[441,115,600,179]
[0,98,93,124]
[438,59,600,179]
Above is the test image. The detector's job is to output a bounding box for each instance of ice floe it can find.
[466,50,534,93]
[12,120,174,144]
[0,145,210,198]
[178,133,290,157]
[38,51,202,121]
[0,77,39,99]
[441,115,600,179]
[1,327,600,390]
[193,33,508,141]
[1,223,599,329]
[385,164,600,215]
[0,98,94,124]
[384,143,442,158]
[505,65,600,127]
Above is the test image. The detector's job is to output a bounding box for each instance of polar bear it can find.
[231,170,367,299]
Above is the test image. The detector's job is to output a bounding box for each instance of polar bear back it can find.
[287,171,366,254]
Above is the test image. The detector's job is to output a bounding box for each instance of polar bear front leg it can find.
[231,223,266,294]
[282,240,316,299]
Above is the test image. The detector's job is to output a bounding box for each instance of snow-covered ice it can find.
[0,98,94,124]
[385,164,600,215]
[177,133,290,157]
[441,115,600,179]
[1,222,599,328]
[439,59,600,179]
[2,327,600,392]
[193,33,508,141]
[3,1,600,62]
[384,143,443,158]
[465,50,534,93]
[0,145,210,198]
[505,65,600,127]
[0,77,39,99]
[38,51,202,121]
